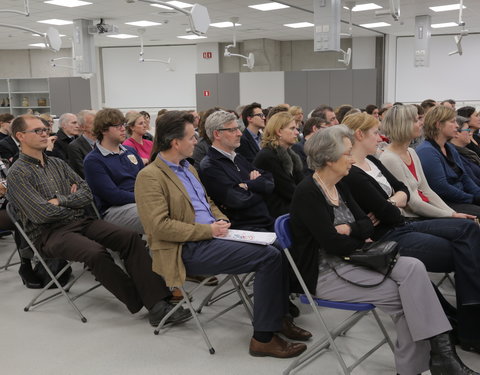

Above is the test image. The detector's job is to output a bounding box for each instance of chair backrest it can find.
[274,214,292,249]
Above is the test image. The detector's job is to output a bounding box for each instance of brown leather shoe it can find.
[249,335,307,358]
[279,317,312,341]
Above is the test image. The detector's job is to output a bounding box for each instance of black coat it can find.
[199,147,274,231]
[51,128,77,161]
[236,129,260,164]
[0,136,19,162]
[67,136,94,178]
[290,178,373,294]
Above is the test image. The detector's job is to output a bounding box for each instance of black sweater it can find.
[290,177,373,294]
[342,155,410,239]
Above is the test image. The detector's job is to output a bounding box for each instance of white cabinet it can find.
[0,78,51,116]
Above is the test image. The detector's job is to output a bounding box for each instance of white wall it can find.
[101,45,197,109]
[392,34,480,103]
[239,71,284,107]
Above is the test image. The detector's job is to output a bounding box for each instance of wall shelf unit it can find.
[0,78,51,116]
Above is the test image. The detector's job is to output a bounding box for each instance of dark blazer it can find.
[0,136,19,162]
[342,155,410,239]
[290,178,373,294]
[236,129,260,164]
[67,136,94,178]
[291,139,312,177]
[199,147,274,231]
[253,146,304,219]
[51,128,77,161]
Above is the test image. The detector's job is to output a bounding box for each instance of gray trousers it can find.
[104,203,144,234]
[316,256,451,375]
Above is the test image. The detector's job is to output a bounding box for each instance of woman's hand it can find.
[452,212,476,220]
[389,191,408,208]
[367,212,380,226]
[141,157,149,165]
[335,224,351,236]
[46,136,57,152]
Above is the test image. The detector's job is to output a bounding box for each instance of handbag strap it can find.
[328,257,398,288]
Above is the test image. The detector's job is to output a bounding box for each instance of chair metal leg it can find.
[0,248,20,270]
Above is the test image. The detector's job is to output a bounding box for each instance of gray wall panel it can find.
[218,73,239,110]
[353,69,377,108]
[306,71,330,114]
[196,74,218,112]
[49,77,70,116]
[330,70,353,108]
[69,77,91,113]
[284,71,307,111]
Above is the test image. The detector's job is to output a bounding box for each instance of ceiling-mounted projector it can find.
[88,19,119,35]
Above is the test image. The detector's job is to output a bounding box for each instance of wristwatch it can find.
[387,198,397,206]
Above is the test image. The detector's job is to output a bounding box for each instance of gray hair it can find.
[456,115,469,128]
[305,124,354,170]
[59,113,75,128]
[205,110,237,142]
[77,110,96,126]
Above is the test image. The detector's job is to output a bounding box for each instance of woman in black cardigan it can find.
[290,125,472,375]
[342,112,480,354]
[253,112,304,218]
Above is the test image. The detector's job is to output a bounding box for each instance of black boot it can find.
[429,332,479,375]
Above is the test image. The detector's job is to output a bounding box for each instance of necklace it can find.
[313,171,339,206]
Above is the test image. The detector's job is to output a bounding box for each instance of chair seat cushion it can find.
[299,295,375,311]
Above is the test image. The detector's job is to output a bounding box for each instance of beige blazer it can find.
[135,157,227,287]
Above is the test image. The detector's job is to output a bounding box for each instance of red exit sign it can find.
[203,90,210,97]
[202,51,213,59]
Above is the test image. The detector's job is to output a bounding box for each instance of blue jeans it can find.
[381,218,480,306]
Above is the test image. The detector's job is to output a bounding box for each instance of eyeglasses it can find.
[217,126,241,133]
[252,113,265,119]
[109,123,126,128]
[459,128,473,132]
[21,127,50,135]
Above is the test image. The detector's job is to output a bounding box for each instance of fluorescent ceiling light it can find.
[210,22,242,28]
[284,22,314,28]
[37,19,73,25]
[106,34,139,39]
[177,34,207,39]
[360,22,391,28]
[248,2,290,11]
[352,3,382,12]
[151,1,193,9]
[44,0,91,7]
[125,21,162,27]
[32,33,66,37]
[431,22,458,28]
[29,43,47,48]
[430,4,466,12]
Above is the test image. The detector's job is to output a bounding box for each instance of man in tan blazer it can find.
[135,111,310,359]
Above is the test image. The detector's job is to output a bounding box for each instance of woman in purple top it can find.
[123,112,153,164]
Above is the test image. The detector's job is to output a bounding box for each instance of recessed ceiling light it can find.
[210,22,242,28]
[151,1,193,9]
[284,22,314,28]
[430,4,466,12]
[106,34,139,39]
[32,33,66,37]
[360,22,391,28]
[431,22,458,28]
[44,0,91,7]
[37,19,73,25]
[248,2,290,11]
[125,21,162,27]
[177,35,207,39]
[29,43,47,48]
[352,3,382,12]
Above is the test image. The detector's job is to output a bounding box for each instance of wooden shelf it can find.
[11,106,50,109]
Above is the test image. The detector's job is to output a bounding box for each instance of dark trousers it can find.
[182,239,288,332]
[37,218,170,313]
[381,218,480,341]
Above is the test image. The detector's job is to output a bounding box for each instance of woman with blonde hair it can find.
[342,112,480,355]
[288,105,304,128]
[253,112,303,218]
[379,104,472,219]
[123,111,152,165]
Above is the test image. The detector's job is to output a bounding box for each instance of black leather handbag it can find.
[331,241,399,288]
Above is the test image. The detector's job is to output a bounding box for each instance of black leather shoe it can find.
[149,300,193,327]
[430,333,479,375]
[18,263,42,289]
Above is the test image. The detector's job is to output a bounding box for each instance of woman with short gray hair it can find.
[290,125,476,375]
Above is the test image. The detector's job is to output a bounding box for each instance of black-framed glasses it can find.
[459,128,473,132]
[252,113,265,119]
[217,126,241,133]
[21,127,50,135]
[109,123,126,128]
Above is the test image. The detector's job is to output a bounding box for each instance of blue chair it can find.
[274,214,394,375]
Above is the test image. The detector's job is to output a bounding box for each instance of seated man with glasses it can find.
[237,102,265,163]
[7,114,191,326]
[83,108,144,234]
[450,116,480,186]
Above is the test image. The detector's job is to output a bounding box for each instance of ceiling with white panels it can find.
[0,0,478,50]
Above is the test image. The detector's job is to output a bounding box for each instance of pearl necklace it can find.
[313,172,339,206]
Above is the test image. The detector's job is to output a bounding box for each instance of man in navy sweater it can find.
[84,108,144,234]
